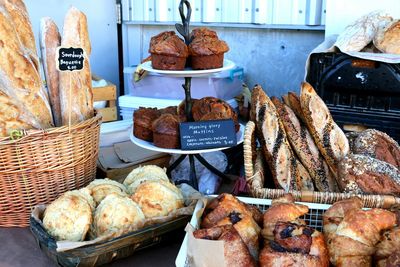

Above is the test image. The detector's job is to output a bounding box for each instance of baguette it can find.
[59,6,93,125]
[3,0,39,71]
[0,3,53,136]
[272,97,338,192]
[250,84,268,123]
[353,129,400,169]
[256,86,301,191]
[300,82,349,176]
[40,17,61,127]
[286,91,307,124]
[338,154,400,195]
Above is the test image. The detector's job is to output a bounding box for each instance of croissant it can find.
[201,193,262,260]
[375,227,400,267]
[193,225,257,267]
[262,194,309,241]
[259,222,329,267]
[323,199,397,266]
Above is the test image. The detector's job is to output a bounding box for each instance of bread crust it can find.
[374,19,400,54]
[59,6,93,125]
[40,17,61,126]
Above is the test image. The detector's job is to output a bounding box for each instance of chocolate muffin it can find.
[149,31,188,70]
[152,114,181,149]
[133,107,160,141]
[192,97,239,132]
[188,28,229,70]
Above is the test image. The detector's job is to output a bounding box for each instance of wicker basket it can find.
[0,113,102,227]
[243,121,400,208]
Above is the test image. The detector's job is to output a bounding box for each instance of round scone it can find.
[86,178,128,206]
[43,190,93,241]
[63,187,96,211]
[123,165,169,194]
[92,194,145,238]
[131,180,184,218]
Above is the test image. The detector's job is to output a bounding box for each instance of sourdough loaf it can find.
[338,154,400,195]
[40,17,62,127]
[0,3,53,136]
[353,129,400,169]
[374,19,400,54]
[59,6,93,125]
[300,82,349,176]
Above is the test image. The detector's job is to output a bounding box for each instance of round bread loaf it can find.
[374,19,400,54]
[43,189,93,241]
[123,165,169,194]
[131,180,184,218]
[86,178,128,206]
[92,194,145,238]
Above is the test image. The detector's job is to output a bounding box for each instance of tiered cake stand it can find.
[130,0,243,190]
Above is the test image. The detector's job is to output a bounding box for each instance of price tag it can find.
[180,119,237,150]
[56,47,84,71]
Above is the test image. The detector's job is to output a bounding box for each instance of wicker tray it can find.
[30,209,190,267]
[0,113,102,227]
[243,121,400,208]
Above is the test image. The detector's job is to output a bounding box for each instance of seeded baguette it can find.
[256,86,301,191]
[272,97,338,192]
[300,82,349,176]
[286,91,307,124]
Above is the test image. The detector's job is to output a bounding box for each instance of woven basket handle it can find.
[243,121,256,179]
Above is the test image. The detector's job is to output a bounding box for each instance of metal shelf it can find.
[122,21,325,31]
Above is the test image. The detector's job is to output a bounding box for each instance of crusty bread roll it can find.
[123,165,169,194]
[0,3,53,136]
[374,19,400,54]
[2,0,39,70]
[59,6,93,125]
[86,178,128,206]
[43,189,93,241]
[131,180,184,218]
[40,17,62,127]
[92,194,145,238]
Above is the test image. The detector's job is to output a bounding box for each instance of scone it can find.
[92,194,145,238]
[86,178,128,206]
[123,165,169,194]
[43,189,93,241]
[131,180,184,218]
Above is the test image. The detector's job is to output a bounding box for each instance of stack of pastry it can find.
[43,165,184,241]
[133,96,239,149]
[250,82,400,195]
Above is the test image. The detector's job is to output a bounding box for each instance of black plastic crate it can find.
[306,52,400,142]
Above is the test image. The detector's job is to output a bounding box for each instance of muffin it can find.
[177,99,198,121]
[192,97,239,132]
[133,107,159,141]
[152,113,181,149]
[159,106,178,116]
[149,31,188,70]
[188,27,229,70]
[131,180,184,218]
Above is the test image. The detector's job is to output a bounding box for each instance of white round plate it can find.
[130,123,244,154]
[141,59,236,77]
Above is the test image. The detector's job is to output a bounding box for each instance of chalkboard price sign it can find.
[56,47,84,71]
[180,119,237,150]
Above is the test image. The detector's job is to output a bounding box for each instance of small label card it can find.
[56,47,84,71]
[180,119,237,150]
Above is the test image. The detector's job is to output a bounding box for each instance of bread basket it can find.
[243,121,400,208]
[0,113,101,227]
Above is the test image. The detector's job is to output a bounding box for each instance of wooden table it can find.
[0,228,183,267]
